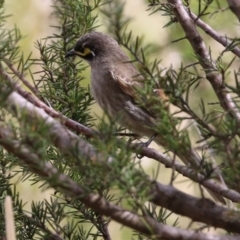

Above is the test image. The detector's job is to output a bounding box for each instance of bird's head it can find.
[65,32,119,62]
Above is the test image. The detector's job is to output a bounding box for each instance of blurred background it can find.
[5,0,238,238]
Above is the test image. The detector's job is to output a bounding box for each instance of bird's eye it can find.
[78,47,92,57]
[74,46,95,61]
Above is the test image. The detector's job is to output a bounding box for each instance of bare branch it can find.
[137,145,240,203]
[151,181,240,234]
[3,60,41,98]
[167,0,240,126]
[190,12,240,58]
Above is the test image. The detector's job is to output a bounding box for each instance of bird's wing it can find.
[110,67,143,99]
[110,66,160,119]
[110,66,169,117]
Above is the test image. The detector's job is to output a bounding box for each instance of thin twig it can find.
[190,12,240,58]
[3,59,41,98]
[24,214,65,240]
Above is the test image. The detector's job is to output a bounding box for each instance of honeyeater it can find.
[66,31,225,204]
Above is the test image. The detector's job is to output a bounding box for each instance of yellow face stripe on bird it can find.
[78,47,93,57]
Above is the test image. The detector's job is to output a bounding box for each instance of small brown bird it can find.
[65,32,157,140]
[66,32,225,204]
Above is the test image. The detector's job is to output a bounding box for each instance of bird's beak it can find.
[65,49,77,58]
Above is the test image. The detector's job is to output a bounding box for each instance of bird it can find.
[65,31,226,204]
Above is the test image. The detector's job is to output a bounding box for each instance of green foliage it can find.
[0,0,240,239]
[34,0,99,126]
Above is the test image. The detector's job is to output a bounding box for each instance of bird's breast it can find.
[90,67,131,117]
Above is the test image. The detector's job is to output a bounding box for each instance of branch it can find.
[1,68,239,203]
[227,0,240,21]
[137,145,240,203]
[65,197,111,240]
[3,60,41,98]
[189,12,240,58]
[0,66,97,138]
[168,0,240,125]
[151,181,240,234]
[95,214,111,240]
[1,84,240,233]
[175,97,227,139]
[4,91,103,162]
[0,126,239,240]
[23,214,65,240]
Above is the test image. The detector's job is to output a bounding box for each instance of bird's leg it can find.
[137,133,158,159]
[113,132,140,146]
[141,133,158,148]
[113,132,139,138]
[113,131,158,158]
